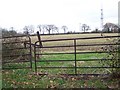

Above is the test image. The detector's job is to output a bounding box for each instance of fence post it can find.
[37,31,43,47]
[34,43,37,73]
[74,39,77,75]
[28,36,32,69]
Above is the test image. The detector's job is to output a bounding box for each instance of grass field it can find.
[31,33,118,42]
[35,53,111,74]
[2,33,119,88]
[31,33,118,52]
[2,53,112,88]
[2,53,118,88]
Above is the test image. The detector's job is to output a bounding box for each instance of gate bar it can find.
[37,31,43,47]
[74,39,77,75]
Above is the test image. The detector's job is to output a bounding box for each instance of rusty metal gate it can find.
[34,32,120,76]
[2,32,120,76]
[2,35,32,69]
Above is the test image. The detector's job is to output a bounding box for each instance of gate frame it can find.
[2,35,32,69]
[33,32,120,76]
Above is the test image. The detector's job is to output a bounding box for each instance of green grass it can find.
[2,69,108,88]
[35,53,111,75]
[2,53,115,88]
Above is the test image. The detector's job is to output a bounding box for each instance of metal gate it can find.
[2,35,32,69]
[2,32,120,76]
[34,32,120,76]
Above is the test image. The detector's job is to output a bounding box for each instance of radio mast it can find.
[100,2,104,29]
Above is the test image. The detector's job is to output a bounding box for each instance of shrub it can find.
[100,38,120,78]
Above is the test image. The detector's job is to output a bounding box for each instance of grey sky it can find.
[0,0,119,33]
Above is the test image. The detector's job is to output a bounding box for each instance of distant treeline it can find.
[1,29,120,39]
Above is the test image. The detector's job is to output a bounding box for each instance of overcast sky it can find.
[0,0,119,33]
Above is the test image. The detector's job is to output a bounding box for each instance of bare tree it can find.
[23,25,34,35]
[23,26,29,35]
[29,25,34,34]
[37,25,43,34]
[81,24,90,32]
[61,26,68,33]
[52,26,59,33]
[42,25,46,34]
[44,25,57,34]
[8,27,18,36]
